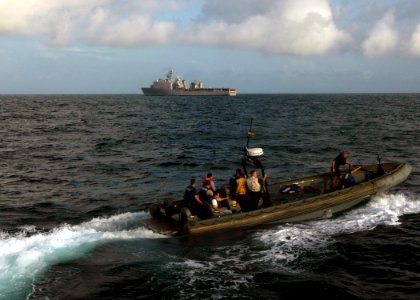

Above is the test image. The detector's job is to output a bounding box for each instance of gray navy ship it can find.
[142,69,237,96]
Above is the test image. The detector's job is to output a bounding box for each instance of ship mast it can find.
[166,69,174,81]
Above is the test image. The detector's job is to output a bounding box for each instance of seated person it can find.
[199,180,212,202]
[210,190,232,216]
[338,166,361,189]
[185,179,212,219]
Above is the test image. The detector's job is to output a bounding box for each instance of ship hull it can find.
[142,88,236,96]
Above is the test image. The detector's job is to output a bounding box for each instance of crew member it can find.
[199,180,212,203]
[236,172,249,211]
[211,190,232,216]
[331,151,351,189]
[338,166,362,189]
[229,168,242,199]
[184,179,201,209]
[203,173,216,192]
[246,170,267,210]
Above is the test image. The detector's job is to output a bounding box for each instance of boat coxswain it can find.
[331,151,351,189]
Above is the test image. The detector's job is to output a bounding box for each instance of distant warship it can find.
[142,69,237,96]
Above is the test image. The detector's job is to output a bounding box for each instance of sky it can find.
[0,0,419,94]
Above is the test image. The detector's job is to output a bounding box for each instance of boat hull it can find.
[143,163,412,236]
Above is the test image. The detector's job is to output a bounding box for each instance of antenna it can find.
[246,118,255,148]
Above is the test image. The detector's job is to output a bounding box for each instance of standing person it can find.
[184,179,201,210]
[236,172,250,211]
[331,151,351,189]
[203,173,216,192]
[246,170,268,210]
[229,168,242,199]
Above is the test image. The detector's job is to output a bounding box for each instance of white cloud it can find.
[0,0,348,55]
[0,1,98,35]
[0,0,178,46]
[0,0,419,59]
[361,10,399,57]
[183,0,349,56]
[84,7,176,46]
[409,23,420,56]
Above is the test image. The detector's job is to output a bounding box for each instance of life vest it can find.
[236,178,247,195]
[202,177,215,192]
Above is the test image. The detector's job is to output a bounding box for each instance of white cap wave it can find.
[0,211,165,300]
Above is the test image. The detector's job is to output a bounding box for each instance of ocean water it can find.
[0,94,419,299]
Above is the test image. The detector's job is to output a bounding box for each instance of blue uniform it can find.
[184,185,197,207]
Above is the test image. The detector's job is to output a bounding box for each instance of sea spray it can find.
[0,212,165,299]
[255,193,420,266]
[166,193,420,293]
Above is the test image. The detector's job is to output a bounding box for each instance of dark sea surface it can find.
[0,94,419,300]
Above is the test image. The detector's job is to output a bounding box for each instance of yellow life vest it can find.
[236,178,247,195]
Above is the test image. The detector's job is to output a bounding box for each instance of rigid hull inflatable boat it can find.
[143,123,412,236]
[144,162,411,236]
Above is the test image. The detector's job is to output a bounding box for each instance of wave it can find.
[0,212,164,300]
[254,193,420,267]
[166,193,420,296]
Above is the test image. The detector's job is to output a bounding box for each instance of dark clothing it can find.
[195,202,213,220]
[184,185,197,208]
[237,194,252,212]
[199,187,210,203]
[248,191,261,211]
[332,155,348,175]
[229,174,239,199]
[339,174,356,189]
[185,186,212,219]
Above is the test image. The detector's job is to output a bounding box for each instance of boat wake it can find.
[255,192,420,267]
[167,193,420,296]
[2,194,419,299]
[0,212,165,300]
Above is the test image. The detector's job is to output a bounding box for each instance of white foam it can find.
[255,193,420,267]
[167,193,420,292]
[0,212,165,299]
